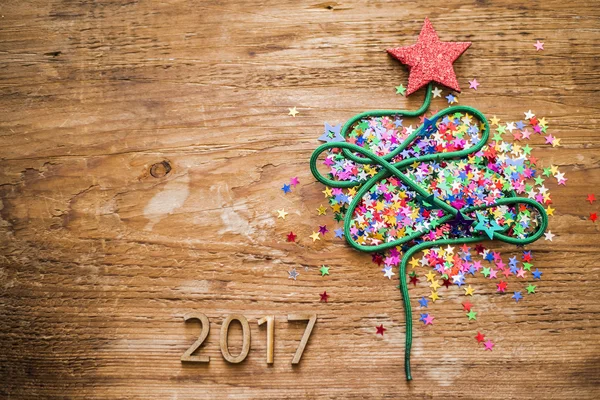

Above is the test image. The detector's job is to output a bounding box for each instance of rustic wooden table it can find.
[1,1,599,398]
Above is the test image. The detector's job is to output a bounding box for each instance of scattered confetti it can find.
[395,84,406,96]
[586,194,596,204]
[445,93,457,104]
[512,291,523,302]
[288,107,299,117]
[288,268,299,280]
[319,122,344,143]
[277,209,288,219]
[287,232,297,242]
[320,291,329,302]
[462,301,472,311]
[469,78,480,90]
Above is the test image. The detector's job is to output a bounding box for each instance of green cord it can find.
[309,83,548,380]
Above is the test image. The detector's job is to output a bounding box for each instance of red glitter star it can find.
[591,212,598,223]
[376,324,386,336]
[387,18,471,96]
[287,231,297,242]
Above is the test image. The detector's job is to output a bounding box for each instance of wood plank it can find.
[0,0,599,398]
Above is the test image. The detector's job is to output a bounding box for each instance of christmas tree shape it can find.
[309,19,548,381]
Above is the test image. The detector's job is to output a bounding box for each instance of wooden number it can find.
[287,313,317,364]
[220,314,251,363]
[181,313,210,363]
[257,315,275,364]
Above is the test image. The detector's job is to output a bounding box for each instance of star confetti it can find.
[319,122,344,143]
[395,84,406,96]
[288,268,299,280]
[277,209,288,219]
[475,332,485,343]
[320,291,329,302]
[587,194,596,204]
[376,324,386,335]
[288,107,299,117]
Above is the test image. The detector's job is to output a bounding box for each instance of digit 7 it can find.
[287,313,317,364]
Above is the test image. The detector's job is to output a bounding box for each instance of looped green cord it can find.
[309,83,548,380]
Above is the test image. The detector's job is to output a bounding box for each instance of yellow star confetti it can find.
[309,231,320,242]
[409,257,419,269]
[425,271,436,283]
[288,107,299,117]
[464,285,475,296]
[317,205,327,215]
[277,209,288,219]
[429,291,439,302]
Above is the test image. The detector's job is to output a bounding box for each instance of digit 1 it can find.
[257,315,275,364]
[220,314,251,363]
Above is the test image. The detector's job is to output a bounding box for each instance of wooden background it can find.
[1,0,599,398]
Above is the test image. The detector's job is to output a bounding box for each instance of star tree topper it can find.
[387,18,471,96]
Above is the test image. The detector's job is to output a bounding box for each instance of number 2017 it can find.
[181,313,317,364]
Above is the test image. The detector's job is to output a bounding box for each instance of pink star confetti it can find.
[468,78,480,90]
[534,40,544,51]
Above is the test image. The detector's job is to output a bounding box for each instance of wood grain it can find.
[0,0,599,398]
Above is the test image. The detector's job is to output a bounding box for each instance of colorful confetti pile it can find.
[306,87,560,379]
